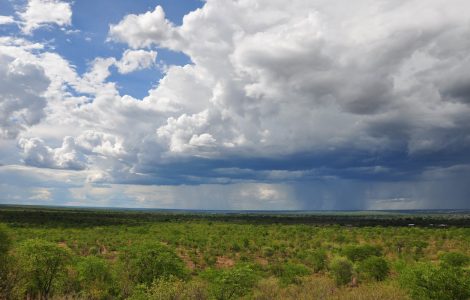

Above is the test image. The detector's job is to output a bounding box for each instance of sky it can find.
[0,0,470,210]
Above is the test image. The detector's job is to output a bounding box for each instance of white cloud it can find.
[115,49,157,74]
[18,136,87,170]
[0,16,15,25]
[29,187,52,201]
[108,5,179,49]
[105,0,470,162]
[0,53,50,139]
[19,0,72,34]
[75,130,127,158]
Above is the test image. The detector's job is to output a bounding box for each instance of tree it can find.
[119,242,188,287]
[400,262,470,300]
[16,239,71,300]
[76,256,114,300]
[358,256,389,281]
[329,257,353,286]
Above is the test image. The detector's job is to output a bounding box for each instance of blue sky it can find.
[0,0,470,210]
[0,0,201,97]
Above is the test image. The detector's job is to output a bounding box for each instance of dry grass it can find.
[250,275,409,300]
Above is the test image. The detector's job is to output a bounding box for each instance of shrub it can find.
[16,239,72,299]
[329,257,353,286]
[358,256,389,281]
[203,265,258,300]
[399,262,470,300]
[343,244,382,262]
[262,246,275,257]
[119,241,188,286]
[76,256,114,299]
[128,276,207,300]
[0,224,10,259]
[0,224,14,299]
[439,252,470,268]
[271,263,310,285]
[308,249,328,273]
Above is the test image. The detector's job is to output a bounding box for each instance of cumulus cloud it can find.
[109,6,179,49]
[75,130,128,158]
[18,136,87,170]
[104,0,470,166]
[115,49,157,74]
[19,0,72,34]
[0,53,50,139]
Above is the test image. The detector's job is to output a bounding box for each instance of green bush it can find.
[262,246,275,257]
[308,249,328,273]
[358,256,389,281]
[329,257,353,286]
[439,252,469,268]
[0,224,10,259]
[203,265,258,300]
[343,244,382,262]
[16,239,72,299]
[76,256,114,299]
[271,263,310,285]
[128,276,207,300]
[119,241,188,286]
[0,224,13,299]
[399,262,470,300]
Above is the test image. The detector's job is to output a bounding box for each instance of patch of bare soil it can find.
[216,256,235,268]
[255,257,269,266]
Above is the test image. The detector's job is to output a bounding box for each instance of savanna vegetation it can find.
[0,205,469,299]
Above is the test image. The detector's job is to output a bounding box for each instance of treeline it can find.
[1,206,470,227]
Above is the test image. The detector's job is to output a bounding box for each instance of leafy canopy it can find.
[119,241,188,286]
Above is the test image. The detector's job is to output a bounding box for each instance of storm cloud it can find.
[0,0,470,209]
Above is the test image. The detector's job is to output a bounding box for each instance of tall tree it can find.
[16,239,71,300]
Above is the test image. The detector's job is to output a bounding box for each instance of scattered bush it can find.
[343,244,382,262]
[252,276,337,300]
[119,241,188,286]
[439,252,470,268]
[2,209,470,299]
[329,257,353,286]
[0,224,14,299]
[399,262,470,300]
[128,276,207,300]
[0,224,10,258]
[77,256,114,299]
[271,262,310,285]
[358,256,389,281]
[203,265,258,300]
[308,249,328,273]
